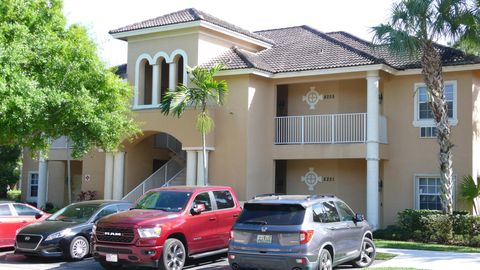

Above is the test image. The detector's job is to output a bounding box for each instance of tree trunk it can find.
[421,41,454,215]
[202,131,208,186]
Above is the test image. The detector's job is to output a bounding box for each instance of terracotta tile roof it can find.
[109,8,273,45]
[204,26,480,73]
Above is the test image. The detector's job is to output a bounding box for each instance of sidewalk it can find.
[372,248,480,270]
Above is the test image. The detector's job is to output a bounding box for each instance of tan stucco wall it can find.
[245,76,276,199]
[472,72,480,212]
[46,161,65,207]
[209,75,249,199]
[123,136,172,193]
[381,71,474,225]
[286,159,367,214]
[21,151,38,203]
[287,79,366,116]
[81,151,105,199]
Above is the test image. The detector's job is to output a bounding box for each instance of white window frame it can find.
[413,174,456,210]
[413,80,458,127]
[27,171,39,202]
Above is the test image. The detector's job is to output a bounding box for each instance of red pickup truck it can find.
[92,186,241,270]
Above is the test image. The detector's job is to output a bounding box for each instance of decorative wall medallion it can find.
[301,168,322,191]
[302,87,323,109]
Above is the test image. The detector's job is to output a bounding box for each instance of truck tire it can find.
[159,238,186,270]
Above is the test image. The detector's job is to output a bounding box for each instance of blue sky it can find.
[63,0,396,67]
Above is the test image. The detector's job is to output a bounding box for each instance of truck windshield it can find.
[132,191,192,212]
[236,203,305,225]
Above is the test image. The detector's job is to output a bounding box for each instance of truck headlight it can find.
[137,227,162,238]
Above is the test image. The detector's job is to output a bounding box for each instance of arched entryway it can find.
[103,131,186,202]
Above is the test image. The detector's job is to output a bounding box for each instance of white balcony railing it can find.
[275,113,387,145]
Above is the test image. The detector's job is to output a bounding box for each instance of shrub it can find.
[397,209,441,240]
[77,190,97,201]
[374,225,406,240]
[469,235,480,247]
[6,188,21,201]
[420,214,453,243]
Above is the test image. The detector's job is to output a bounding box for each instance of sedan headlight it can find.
[137,227,162,238]
[45,228,74,241]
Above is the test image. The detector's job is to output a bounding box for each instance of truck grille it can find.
[96,227,135,243]
[16,234,42,250]
[96,246,133,254]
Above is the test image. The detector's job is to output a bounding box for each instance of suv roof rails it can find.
[306,194,336,200]
[252,193,285,199]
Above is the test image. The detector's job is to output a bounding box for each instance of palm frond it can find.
[461,175,480,201]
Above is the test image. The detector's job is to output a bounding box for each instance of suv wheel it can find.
[160,238,186,270]
[69,236,89,260]
[318,249,332,270]
[352,238,376,268]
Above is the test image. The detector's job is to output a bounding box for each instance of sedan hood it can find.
[18,220,84,236]
[98,209,181,226]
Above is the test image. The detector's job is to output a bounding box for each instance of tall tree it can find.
[0,0,139,158]
[160,64,228,186]
[0,145,21,197]
[372,0,480,214]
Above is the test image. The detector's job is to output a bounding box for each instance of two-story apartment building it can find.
[21,8,480,228]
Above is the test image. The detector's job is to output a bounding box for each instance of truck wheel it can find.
[159,238,186,270]
[351,238,376,268]
[69,236,89,260]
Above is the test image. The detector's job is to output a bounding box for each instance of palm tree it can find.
[160,64,228,186]
[372,0,480,214]
[461,175,480,215]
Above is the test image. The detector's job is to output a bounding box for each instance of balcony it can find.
[274,113,387,145]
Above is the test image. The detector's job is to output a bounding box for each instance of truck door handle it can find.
[233,214,239,217]
[209,217,216,221]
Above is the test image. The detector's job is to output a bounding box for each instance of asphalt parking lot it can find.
[0,248,230,270]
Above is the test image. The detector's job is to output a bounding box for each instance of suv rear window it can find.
[236,203,305,225]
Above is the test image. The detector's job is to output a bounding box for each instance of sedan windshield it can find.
[132,191,192,212]
[47,204,98,223]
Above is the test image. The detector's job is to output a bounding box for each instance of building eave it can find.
[110,21,272,49]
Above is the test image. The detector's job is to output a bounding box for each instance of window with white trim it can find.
[28,172,39,200]
[413,81,457,127]
[414,175,455,210]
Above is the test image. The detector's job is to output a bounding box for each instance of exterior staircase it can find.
[122,133,186,202]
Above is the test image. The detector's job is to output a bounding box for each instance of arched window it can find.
[160,59,170,99]
[176,55,184,86]
[138,59,153,105]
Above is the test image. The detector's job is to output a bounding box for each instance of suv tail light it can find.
[299,230,314,244]
[279,230,314,246]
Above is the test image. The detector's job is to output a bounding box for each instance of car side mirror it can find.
[353,213,364,223]
[191,203,206,215]
[35,213,43,219]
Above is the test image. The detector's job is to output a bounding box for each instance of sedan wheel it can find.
[69,236,89,260]
[160,238,186,270]
[319,249,333,270]
[352,238,376,268]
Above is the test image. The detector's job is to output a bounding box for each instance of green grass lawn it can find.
[374,239,480,253]
[375,252,397,261]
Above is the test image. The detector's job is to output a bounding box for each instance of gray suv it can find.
[228,194,375,270]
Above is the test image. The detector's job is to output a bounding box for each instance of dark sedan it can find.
[14,200,130,260]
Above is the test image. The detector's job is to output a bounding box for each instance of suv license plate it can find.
[106,253,118,262]
[257,234,272,244]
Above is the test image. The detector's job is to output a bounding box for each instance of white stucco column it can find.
[186,150,197,186]
[366,71,380,229]
[112,152,125,200]
[103,153,114,200]
[151,64,160,105]
[169,62,177,90]
[37,154,48,209]
[196,150,210,186]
